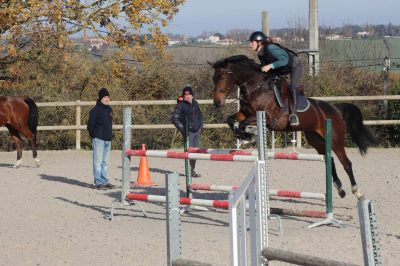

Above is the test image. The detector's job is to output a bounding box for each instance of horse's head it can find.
[210,55,260,108]
[210,65,236,108]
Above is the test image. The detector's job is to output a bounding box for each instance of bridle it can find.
[214,65,288,129]
[215,67,267,104]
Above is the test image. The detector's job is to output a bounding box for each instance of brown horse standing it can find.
[211,55,376,200]
[0,96,40,168]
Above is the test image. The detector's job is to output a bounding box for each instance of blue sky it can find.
[164,0,400,36]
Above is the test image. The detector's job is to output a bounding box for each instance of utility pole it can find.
[308,0,319,75]
[383,56,390,118]
[261,11,269,36]
[383,38,392,119]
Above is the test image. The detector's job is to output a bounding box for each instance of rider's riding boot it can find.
[289,88,299,126]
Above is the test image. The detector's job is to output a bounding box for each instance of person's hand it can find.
[261,64,272,73]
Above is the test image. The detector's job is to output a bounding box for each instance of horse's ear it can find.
[207,61,215,68]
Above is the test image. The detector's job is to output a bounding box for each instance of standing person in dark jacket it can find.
[87,88,115,190]
[249,31,304,126]
[171,86,203,177]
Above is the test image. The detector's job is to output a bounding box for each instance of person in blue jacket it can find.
[171,86,203,177]
[87,88,115,190]
[249,31,304,126]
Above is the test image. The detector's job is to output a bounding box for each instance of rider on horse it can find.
[248,31,304,126]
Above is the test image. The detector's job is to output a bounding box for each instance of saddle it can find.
[270,77,310,112]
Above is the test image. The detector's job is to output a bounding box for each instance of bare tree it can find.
[285,17,308,49]
[226,28,253,42]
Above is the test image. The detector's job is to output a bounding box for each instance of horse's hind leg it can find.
[19,126,40,167]
[30,133,40,167]
[331,159,346,198]
[6,125,23,168]
[332,146,364,200]
[328,114,364,200]
[304,131,346,198]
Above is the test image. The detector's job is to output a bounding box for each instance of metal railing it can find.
[1,95,400,150]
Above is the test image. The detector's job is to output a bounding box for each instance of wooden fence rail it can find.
[1,96,400,150]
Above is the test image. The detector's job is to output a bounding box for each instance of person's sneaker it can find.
[105,183,116,189]
[191,171,201,178]
[95,184,107,190]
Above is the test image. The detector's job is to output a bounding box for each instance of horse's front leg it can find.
[227,112,245,131]
[7,126,23,168]
[11,136,22,169]
[227,112,254,140]
[239,116,257,135]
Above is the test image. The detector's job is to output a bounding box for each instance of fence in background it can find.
[1,95,400,150]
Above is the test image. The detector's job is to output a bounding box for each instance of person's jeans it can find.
[188,129,201,173]
[92,138,111,185]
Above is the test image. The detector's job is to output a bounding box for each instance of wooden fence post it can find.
[76,100,81,150]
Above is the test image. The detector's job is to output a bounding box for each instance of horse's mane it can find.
[213,55,261,72]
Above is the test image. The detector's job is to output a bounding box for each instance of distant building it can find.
[83,28,108,49]
[293,36,305,42]
[216,38,238,45]
[325,34,344,40]
[182,34,190,45]
[208,35,220,43]
[271,37,283,43]
[357,31,370,37]
[168,39,181,46]
[87,37,107,49]
[195,34,221,44]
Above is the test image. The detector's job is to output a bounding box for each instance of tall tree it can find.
[0,0,186,60]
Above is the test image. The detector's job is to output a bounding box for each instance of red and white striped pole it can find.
[127,149,325,162]
[126,149,257,162]
[125,193,350,220]
[189,183,325,201]
[126,193,229,209]
[187,147,324,161]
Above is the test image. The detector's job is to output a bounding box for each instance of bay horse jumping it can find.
[0,96,40,168]
[210,55,376,200]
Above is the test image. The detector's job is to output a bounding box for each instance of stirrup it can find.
[289,114,299,126]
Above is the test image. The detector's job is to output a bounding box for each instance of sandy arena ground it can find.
[0,148,399,265]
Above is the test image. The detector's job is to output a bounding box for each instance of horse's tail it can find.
[334,102,377,155]
[24,97,38,135]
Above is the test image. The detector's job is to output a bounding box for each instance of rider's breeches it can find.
[290,56,304,93]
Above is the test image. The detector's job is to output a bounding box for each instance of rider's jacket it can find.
[258,43,297,75]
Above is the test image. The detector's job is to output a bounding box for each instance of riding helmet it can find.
[249,31,267,42]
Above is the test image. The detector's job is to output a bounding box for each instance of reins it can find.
[216,64,285,105]
[235,73,279,104]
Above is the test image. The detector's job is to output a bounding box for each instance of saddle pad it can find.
[273,83,310,113]
[297,94,310,112]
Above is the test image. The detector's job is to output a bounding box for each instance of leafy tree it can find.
[0,0,185,67]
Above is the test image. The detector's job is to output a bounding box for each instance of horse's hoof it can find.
[244,126,257,135]
[357,195,366,201]
[352,185,364,200]
[338,190,346,198]
[13,160,22,169]
[34,158,41,168]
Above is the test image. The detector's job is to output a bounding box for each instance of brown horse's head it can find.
[210,55,261,108]
[210,67,236,107]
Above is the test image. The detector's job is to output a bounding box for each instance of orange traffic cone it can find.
[132,144,157,187]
